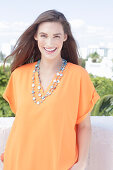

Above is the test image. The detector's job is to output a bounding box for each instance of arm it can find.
[71,112,92,170]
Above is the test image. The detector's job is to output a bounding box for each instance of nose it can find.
[46,37,54,47]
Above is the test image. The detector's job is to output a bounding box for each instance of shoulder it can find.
[68,62,89,77]
[11,62,37,76]
[68,63,94,91]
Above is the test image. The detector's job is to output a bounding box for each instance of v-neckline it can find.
[33,61,70,96]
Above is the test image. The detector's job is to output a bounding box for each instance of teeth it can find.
[44,48,56,52]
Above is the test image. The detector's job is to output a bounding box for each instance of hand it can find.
[0,153,4,163]
[69,162,86,170]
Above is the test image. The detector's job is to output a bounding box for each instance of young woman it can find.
[1,10,100,170]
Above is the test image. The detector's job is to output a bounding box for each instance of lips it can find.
[44,47,57,53]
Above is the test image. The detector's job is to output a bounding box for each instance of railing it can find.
[0,116,113,170]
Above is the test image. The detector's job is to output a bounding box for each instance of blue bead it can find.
[38,86,41,89]
[32,83,35,87]
[35,64,38,67]
[42,96,45,100]
[33,97,36,100]
[38,93,41,97]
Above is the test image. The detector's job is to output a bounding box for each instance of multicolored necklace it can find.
[32,59,67,104]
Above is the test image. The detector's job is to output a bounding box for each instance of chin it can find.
[43,56,58,60]
[41,52,61,60]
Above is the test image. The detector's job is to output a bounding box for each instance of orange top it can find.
[3,61,100,170]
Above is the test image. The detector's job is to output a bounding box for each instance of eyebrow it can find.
[39,32,62,35]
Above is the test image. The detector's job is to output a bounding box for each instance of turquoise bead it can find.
[32,59,67,105]
[32,91,35,94]
[33,97,36,100]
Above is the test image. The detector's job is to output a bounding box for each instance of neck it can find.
[39,57,63,73]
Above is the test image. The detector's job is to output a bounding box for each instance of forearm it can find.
[76,125,92,167]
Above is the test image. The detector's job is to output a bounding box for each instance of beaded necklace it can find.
[32,59,67,104]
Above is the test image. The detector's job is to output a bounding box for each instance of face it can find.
[34,22,67,60]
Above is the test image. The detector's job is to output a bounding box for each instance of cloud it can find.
[0,19,113,54]
[0,21,29,30]
[1,43,11,55]
[69,19,113,47]
[0,21,29,36]
[87,26,104,33]
[0,22,9,29]
[107,42,113,48]
[70,19,105,35]
[69,19,85,29]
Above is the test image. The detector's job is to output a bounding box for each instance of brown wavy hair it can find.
[4,9,79,73]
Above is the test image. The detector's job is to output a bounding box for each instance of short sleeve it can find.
[76,68,100,124]
[2,71,16,114]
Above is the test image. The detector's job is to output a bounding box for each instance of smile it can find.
[44,47,57,52]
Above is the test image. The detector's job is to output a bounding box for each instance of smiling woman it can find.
[34,22,67,61]
[2,9,100,170]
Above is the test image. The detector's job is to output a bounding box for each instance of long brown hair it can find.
[4,9,79,73]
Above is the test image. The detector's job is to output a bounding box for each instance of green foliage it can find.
[92,95,113,116]
[0,51,5,62]
[0,93,15,117]
[0,66,10,86]
[78,57,86,68]
[90,74,113,116]
[0,65,15,117]
[87,52,102,63]
[90,74,113,97]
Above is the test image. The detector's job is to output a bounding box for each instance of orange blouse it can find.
[2,61,100,170]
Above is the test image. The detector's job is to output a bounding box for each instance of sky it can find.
[0,0,113,55]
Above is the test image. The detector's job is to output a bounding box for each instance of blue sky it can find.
[0,0,113,55]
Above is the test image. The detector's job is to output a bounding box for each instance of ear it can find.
[63,34,67,42]
[34,33,38,41]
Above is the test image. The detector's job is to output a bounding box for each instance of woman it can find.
[1,10,100,170]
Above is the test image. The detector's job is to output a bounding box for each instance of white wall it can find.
[86,58,113,80]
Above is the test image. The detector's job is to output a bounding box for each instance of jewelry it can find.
[32,59,67,104]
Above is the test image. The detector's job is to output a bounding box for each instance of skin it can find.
[34,22,67,92]
[70,112,92,170]
[34,21,92,170]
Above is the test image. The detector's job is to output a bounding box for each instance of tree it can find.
[91,94,113,116]
[0,51,5,62]
[78,57,86,68]
[90,74,113,97]
[0,65,15,117]
[87,52,102,63]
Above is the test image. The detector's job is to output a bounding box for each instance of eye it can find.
[40,34,47,38]
[54,36,60,38]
